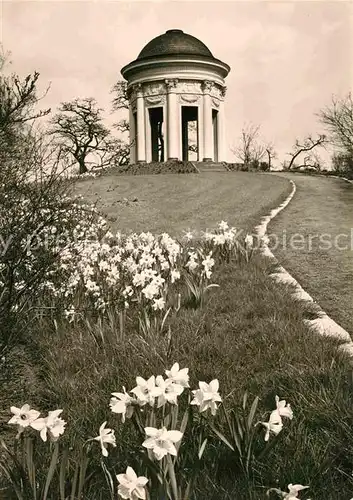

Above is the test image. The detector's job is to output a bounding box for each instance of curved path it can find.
[267,173,353,334]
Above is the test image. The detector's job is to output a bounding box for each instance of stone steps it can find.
[190,161,229,172]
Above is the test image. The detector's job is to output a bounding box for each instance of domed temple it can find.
[121,29,231,164]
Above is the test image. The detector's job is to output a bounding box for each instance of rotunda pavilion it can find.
[121,29,230,164]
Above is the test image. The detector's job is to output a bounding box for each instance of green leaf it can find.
[209,424,235,451]
[198,438,207,460]
[24,437,36,499]
[77,449,89,498]
[70,460,79,500]
[43,441,59,500]
[59,447,69,500]
[247,396,259,432]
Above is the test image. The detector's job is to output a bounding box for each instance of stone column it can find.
[136,84,146,163]
[128,103,136,164]
[217,87,227,162]
[202,80,213,162]
[165,79,179,161]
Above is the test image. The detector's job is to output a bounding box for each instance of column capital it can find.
[220,86,227,98]
[201,80,214,93]
[165,78,179,92]
[133,83,144,96]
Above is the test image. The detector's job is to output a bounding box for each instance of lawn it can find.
[74,171,291,236]
[267,173,353,334]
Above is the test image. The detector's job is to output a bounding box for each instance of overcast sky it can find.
[2,0,352,165]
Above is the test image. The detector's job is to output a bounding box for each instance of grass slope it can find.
[267,173,353,334]
[74,172,291,236]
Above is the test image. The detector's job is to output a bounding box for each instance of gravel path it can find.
[268,173,353,334]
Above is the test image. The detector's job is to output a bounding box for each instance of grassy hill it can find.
[74,171,291,236]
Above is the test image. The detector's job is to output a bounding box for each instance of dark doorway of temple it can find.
[149,107,165,162]
[212,109,219,162]
[181,106,199,161]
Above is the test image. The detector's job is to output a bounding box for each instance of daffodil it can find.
[142,426,183,460]
[275,395,293,420]
[110,387,135,422]
[267,483,309,499]
[8,404,40,428]
[218,221,229,231]
[117,466,148,499]
[93,421,116,457]
[151,375,184,407]
[131,376,161,406]
[261,409,283,441]
[165,362,189,388]
[190,379,222,416]
[244,234,254,247]
[30,409,66,442]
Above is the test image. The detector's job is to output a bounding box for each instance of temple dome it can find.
[137,29,215,60]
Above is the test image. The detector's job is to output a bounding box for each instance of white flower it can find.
[110,387,135,422]
[8,404,40,428]
[190,379,222,415]
[244,234,254,247]
[268,483,309,499]
[213,234,226,245]
[170,269,181,283]
[165,363,189,388]
[275,395,293,420]
[183,231,194,242]
[152,297,165,310]
[261,409,283,441]
[131,376,161,406]
[93,421,116,457]
[218,220,229,231]
[151,375,184,407]
[117,466,148,500]
[202,252,215,279]
[142,426,183,460]
[30,409,66,442]
[285,484,309,499]
[141,282,159,300]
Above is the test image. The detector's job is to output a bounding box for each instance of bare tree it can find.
[50,98,110,174]
[111,80,129,112]
[0,49,50,144]
[286,134,326,170]
[231,123,266,166]
[319,93,353,154]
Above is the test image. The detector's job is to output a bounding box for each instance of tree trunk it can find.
[78,158,88,174]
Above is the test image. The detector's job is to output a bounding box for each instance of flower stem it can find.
[167,454,178,500]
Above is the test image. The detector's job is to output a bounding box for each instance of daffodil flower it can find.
[151,375,184,407]
[244,234,254,247]
[110,387,135,422]
[8,404,40,428]
[275,395,293,420]
[30,409,66,442]
[165,362,190,388]
[267,483,309,499]
[218,221,229,231]
[131,376,161,407]
[93,421,116,457]
[142,426,183,460]
[190,379,222,415]
[116,466,148,500]
[261,409,283,441]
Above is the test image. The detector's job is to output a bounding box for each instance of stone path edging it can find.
[254,179,353,358]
